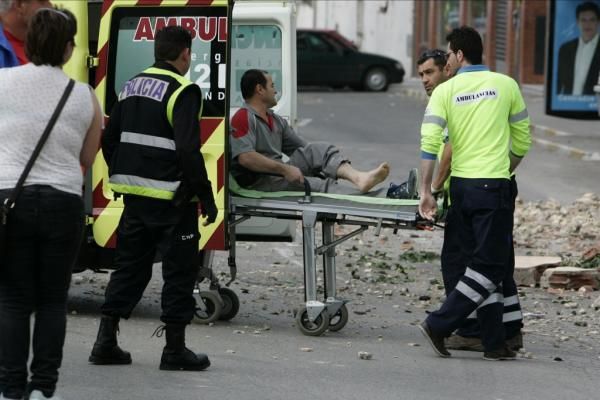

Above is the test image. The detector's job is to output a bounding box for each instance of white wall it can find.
[297,0,413,68]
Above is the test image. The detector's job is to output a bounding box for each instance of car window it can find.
[231,25,283,108]
[306,33,334,53]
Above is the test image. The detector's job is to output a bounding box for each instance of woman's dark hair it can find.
[240,69,268,100]
[26,7,77,67]
[446,26,483,65]
[155,26,192,62]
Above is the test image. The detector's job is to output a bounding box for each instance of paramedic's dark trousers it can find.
[426,177,513,351]
[0,185,84,399]
[441,176,523,339]
[101,196,200,324]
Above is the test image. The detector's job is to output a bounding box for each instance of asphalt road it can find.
[53,87,599,399]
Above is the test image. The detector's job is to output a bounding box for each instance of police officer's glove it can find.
[201,200,218,226]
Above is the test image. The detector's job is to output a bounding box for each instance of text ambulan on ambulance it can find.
[87,1,231,270]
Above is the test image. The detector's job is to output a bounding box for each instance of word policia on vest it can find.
[119,77,168,102]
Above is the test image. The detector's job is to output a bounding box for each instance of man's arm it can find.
[101,101,122,166]
[172,87,216,223]
[432,142,451,193]
[508,79,531,173]
[419,88,447,220]
[238,151,303,183]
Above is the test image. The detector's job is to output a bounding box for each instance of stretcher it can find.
[200,177,421,336]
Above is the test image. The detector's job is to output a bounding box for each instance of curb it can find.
[530,136,600,161]
[399,87,599,161]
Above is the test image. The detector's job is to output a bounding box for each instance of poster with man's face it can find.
[548,0,600,117]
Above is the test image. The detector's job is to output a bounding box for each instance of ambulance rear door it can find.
[230,0,298,241]
[92,0,232,252]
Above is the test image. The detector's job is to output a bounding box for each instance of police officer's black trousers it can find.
[101,196,200,325]
[426,177,513,351]
[441,177,523,340]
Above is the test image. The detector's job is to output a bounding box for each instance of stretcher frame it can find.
[225,191,420,335]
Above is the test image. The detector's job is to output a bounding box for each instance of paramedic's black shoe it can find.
[506,332,523,351]
[483,346,517,361]
[418,321,451,358]
[445,334,484,352]
[159,324,210,371]
[89,316,132,365]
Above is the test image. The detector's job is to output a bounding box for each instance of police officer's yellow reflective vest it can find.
[107,66,203,200]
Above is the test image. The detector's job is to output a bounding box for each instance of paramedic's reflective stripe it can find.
[142,67,203,126]
[466,294,522,320]
[121,131,176,150]
[422,115,447,128]
[456,281,484,304]
[503,310,523,322]
[509,109,529,123]
[466,310,523,321]
[465,267,496,292]
[109,174,180,200]
[504,295,519,306]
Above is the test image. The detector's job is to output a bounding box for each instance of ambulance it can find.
[56,0,298,322]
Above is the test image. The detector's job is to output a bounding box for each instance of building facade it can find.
[413,0,548,84]
[297,0,415,71]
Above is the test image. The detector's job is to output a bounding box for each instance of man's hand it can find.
[283,165,304,184]
[419,192,437,221]
[200,201,218,226]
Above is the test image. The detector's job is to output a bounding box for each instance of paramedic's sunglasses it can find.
[419,49,448,63]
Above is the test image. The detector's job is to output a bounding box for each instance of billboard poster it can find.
[547,0,600,118]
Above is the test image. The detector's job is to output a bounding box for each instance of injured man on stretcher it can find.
[230,69,391,195]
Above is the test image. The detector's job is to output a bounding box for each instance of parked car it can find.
[297,29,405,91]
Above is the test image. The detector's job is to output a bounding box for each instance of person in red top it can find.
[0,0,51,67]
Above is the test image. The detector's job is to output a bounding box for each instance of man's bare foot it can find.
[356,162,390,193]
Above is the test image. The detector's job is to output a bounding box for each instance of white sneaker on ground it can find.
[27,390,62,400]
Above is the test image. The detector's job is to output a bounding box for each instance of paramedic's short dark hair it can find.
[241,69,269,100]
[417,49,447,69]
[26,7,77,67]
[155,26,192,62]
[576,2,600,19]
[446,26,483,65]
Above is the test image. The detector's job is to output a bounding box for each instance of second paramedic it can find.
[88,26,217,372]
[417,26,531,361]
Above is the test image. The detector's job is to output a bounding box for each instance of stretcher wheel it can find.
[193,290,222,324]
[328,304,349,332]
[217,287,240,321]
[296,308,329,336]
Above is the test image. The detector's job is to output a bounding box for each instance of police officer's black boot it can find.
[89,315,132,365]
[159,324,210,371]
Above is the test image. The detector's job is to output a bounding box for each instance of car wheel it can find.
[363,67,389,91]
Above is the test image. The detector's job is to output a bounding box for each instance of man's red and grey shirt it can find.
[230,103,306,186]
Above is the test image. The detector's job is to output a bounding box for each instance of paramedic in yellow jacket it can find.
[417,26,531,361]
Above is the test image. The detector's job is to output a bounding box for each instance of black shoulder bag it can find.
[0,79,75,266]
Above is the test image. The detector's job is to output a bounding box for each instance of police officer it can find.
[89,26,217,371]
[417,26,531,361]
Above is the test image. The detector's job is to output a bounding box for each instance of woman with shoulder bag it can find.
[0,7,101,400]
